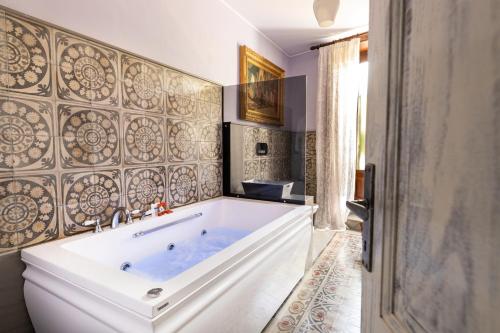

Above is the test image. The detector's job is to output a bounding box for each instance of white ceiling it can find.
[221,0,369,57]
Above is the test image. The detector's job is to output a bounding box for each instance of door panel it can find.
[363,0,500,332]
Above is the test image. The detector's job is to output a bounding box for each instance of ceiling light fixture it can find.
[313,0,340,28]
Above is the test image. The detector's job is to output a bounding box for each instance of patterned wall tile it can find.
[124,113,165,165]
[0,13,52,96]
[305,155,317,197]
[306,131,316,157]
[199,163,222,200]
[244,160,260,180]
[0,96,55,171]
[59,104,120,168]
[124,167,165,211]
[55,31,118,105]
[61,170,121,235]
[167,118,198,162]
[0,7,223,250]
[199,123,221,161]
[167,164,198,207]
[305,131,317,197]
[165,69,196,118]
[121,54,163,112]
[198,84,221,104]
[197,100,221,124]
[0,175,57,252]
[243,126,259,159]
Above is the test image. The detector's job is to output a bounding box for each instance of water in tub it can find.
[125,228,251,281]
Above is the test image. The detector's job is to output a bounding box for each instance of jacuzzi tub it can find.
[22,197,315,333]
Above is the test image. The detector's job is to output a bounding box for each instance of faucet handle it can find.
[125,209,133,224]
[83,218,103,233]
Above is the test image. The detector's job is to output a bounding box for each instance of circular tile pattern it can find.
[0,178,55,248]
[59,43,116,101]
[65,173,120,226]
[0,16,49,90]
[169,165,197,205]
[166,74,195,116]
[168,121,196,161]
[125,117,163,162]
[0,99,51,168]
[123,61,162,110]
[62,109,118,165]
[127,168,165,210]
[200,164,221,199]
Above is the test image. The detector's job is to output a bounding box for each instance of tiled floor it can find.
[264,231,362,333]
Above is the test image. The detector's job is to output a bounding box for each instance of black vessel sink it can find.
[241,180,294,200]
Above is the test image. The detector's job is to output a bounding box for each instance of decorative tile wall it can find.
[305,131,317,198]
[0,9,222,253]
[242,125,291,181]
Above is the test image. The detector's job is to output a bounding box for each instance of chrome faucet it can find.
[111,207,132,229]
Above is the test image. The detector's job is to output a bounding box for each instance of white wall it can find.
[0,0,290,86]
[288,51,319,131]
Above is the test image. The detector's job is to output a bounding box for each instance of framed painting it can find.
[239,45,285,126]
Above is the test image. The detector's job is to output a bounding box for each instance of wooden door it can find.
[363,0,499,332]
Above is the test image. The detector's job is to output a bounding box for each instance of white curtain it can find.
[315,39,360,229]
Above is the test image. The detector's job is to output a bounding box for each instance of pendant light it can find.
[313,0,340,27]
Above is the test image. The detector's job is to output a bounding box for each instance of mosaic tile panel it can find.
[56,31,118,105]
[168,164,198,208]
[0,96,55,171]
[59,104,120,168]
[124,113,165,165]
[0,175,57,252]
[62,170,122,235]
[0,7,222,252]
[125,167,165,211]
[305,131,317,197]
[121,54,163,112]
[199,163,222,200]
[167,118,198,162]
[0,13,52,96]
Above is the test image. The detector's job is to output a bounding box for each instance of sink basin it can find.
[242,179,294,200]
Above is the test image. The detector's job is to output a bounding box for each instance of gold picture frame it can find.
[239,45,285,126]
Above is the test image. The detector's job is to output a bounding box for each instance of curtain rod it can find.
[310,32,368,51]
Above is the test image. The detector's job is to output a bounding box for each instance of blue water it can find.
[126,227,251,282]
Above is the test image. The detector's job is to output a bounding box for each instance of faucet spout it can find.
[111,207,130,229]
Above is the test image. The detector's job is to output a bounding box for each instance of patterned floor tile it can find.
[264,231,362,333]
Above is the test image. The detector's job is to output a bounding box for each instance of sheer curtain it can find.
[315,39,360,229]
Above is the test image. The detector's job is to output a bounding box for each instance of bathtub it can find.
[22,197,315,333]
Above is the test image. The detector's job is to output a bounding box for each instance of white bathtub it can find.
[22,197,314,333]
